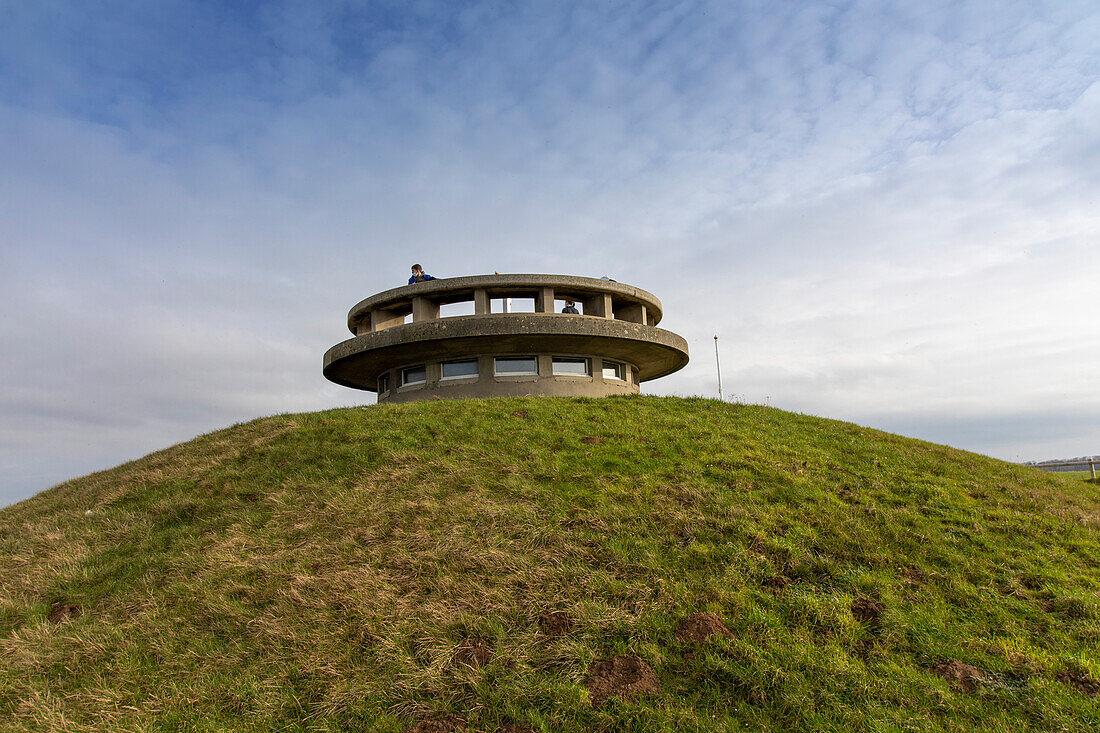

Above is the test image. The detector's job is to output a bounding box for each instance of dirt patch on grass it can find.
[898,566,924,588]
[760,575,789,591]
[509,410,528,418]
[537,610,574,637]
[1007,652,1040,676]
[495,723,535,733]
[410,714,466,732]
[1058,667,1099,696]
[580,436,604,444]
[1042,596,1092,620]
[47,602,81,624]
[935,659,986,692]
[1019,574,1043,590]
[676,612,733,644]
[836,484,860,504]
[585,654,660,706]
[851,597,884,625]
[452,639,492,668]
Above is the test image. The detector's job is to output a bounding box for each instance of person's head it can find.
[565,299,575,306]
[411,264,422,274]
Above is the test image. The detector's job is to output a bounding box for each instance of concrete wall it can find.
[376,354,640,403]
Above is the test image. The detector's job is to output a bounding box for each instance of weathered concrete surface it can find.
[347,274,665,332]
[324,274,689,402]
[323,313,688,391]
[376,353,640,404]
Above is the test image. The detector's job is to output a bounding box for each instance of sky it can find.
[1,0,1098,507]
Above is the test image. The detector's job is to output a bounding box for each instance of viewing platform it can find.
[323,274,689,403]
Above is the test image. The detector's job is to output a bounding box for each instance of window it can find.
[378,373,390,393]
[631,367,639,385]
[602,361,625,380]
[490,297,535,313]
[555,299,583,315]
[552,357,590,376]
[441,359,479,380]
[400,365,426,386]
[495,356,538,376]
[439,301,475,318]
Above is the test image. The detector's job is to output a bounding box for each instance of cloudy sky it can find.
[2,0,1098,506]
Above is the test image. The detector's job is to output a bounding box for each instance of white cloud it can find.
[1,1,1098,505]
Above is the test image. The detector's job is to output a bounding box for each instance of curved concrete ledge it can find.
[323,313,689,391]
[347,273,664,333]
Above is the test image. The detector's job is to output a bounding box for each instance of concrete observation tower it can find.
[323,274,689,403]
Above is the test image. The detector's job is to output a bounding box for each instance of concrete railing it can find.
[347,274,664,336]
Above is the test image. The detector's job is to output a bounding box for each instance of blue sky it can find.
[2,0,1099,506]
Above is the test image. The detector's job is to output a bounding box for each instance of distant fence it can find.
[1029,460,1098,479]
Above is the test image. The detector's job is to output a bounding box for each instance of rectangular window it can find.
[602,361,624,381]
[552,357,590,376]
[490,297,536,313]
[631,367,639,385]
[555,299,583,315]
[439,301,475,318]
[495,356,538,376]
[378,373,390,393]
[441,359,479,380]
[400,365,426,386]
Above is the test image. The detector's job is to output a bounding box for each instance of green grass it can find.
[1038,470,1098,482]
[1,396,1098,732]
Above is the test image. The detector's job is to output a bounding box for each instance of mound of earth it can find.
[1,396,1098,731]
[1058,667,1099,697]
[851,597,884,625]
[584,654,660,705]
[411,714,466,732]
[676,612,733,643]
[452,639,492,668]
[537,610,574,637]
[934,659,987,693]
[46,601,81,624]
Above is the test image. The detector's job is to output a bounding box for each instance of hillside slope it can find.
[1,397,1098,732]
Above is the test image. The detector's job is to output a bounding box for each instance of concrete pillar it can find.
[616,302,647,325]
[474,289,490,315]
[477,354,493,381]
[584,293,613,319]
[412,297,439,322]
[371,308,405,332]
[536,287,556,313]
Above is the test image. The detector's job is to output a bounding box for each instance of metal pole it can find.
[714,335,723,401]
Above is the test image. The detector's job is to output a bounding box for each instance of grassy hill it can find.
[1,396,1098,732]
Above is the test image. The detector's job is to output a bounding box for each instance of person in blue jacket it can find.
[409,264,436,284]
